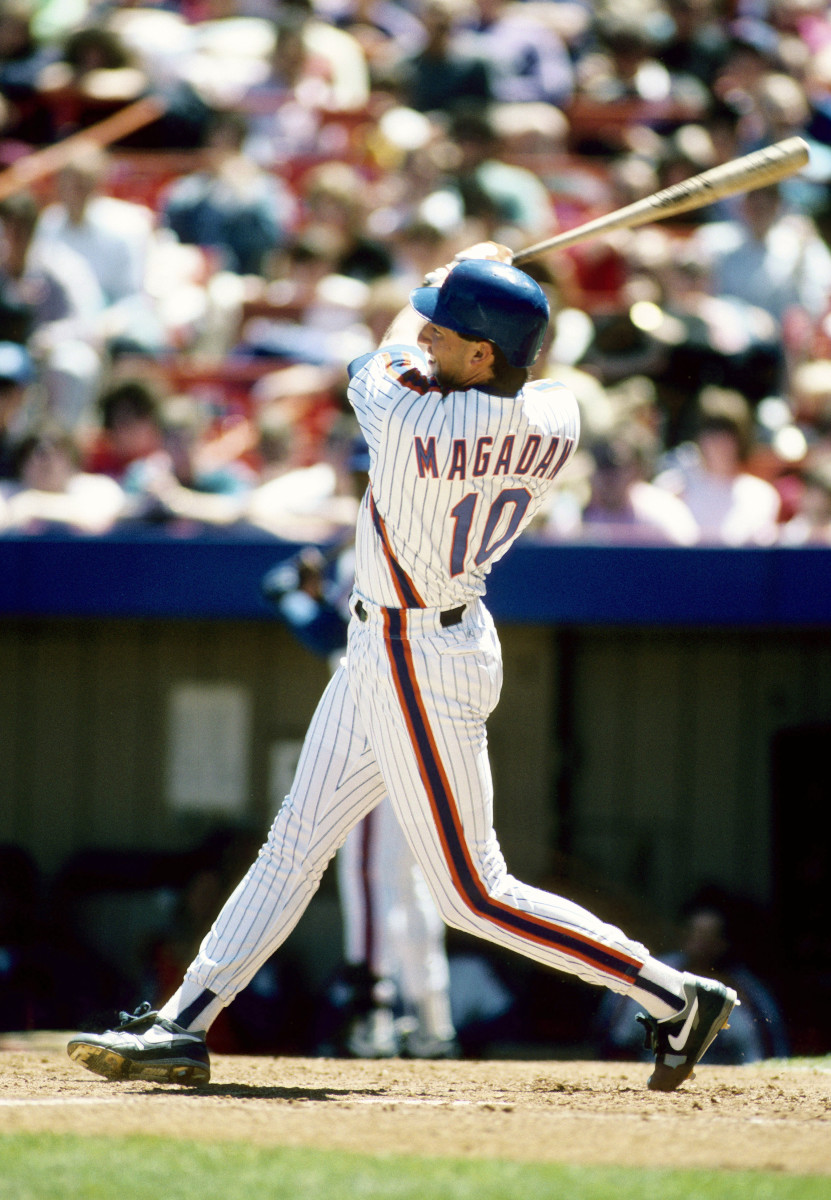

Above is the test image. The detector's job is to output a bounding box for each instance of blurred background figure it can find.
[778,453,831,545]
[296,159,393,283]
[690,183,831,332]
[0,340,35,479]
[390,0,493,116]
[82,376,164,482]
[160,109,296,277]
[0,191,103,429]
[34,145,154,312]
[436,104,557,242]
[1,422,126,535]
[245,372,360,542]
[455,0,576,108]
[118,391,257,530]
[241,7,340,164]
[314,0,427,93]
[557,426,700,545]
[594,887,790,1064]
[0,0,60,145]
[654,387,782,545]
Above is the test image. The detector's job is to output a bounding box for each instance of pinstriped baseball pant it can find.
[183,598,651,1007]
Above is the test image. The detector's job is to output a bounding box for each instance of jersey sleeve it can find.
[346,344,432,463]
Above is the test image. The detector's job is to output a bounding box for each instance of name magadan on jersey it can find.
[348,344,580,609]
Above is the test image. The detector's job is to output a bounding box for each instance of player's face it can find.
[418,322,491,389]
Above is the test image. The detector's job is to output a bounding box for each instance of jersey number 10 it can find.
[449,487,532,576]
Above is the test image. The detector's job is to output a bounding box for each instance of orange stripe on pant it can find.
[382,606,643,985]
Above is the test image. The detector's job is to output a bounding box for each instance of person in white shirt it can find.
[654,386,781,545]
[34,145,153,308]
[690,183,831,328]
[1,424,126,535]
[576,429,700,545]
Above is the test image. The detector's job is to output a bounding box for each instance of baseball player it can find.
[68,243,737,1092]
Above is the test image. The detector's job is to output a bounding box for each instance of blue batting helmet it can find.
[410,259,549,368]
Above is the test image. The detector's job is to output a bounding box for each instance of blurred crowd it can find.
[2,0,831,546]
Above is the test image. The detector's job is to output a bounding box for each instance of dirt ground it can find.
[1,1034,830,1175]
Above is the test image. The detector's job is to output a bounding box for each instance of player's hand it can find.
[422,242,513,286]
[452,242,513,264]
[421,265,451,287]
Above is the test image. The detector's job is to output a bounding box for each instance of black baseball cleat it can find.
[67,1002,210,1085]
[638,973,739,1092]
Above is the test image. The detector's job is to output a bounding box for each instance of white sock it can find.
[159,982,226,1033]
[627,956,688,1021]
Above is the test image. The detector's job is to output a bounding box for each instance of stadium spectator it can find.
[689,183,831,329]
[577,15,672,105]
[0,0,59,144]
[160,109,296,276]
[557,427,700,545]
[295,159,393,282]
[32,16,212,148]
[434,105,557,241]
[118,391,257,529]
[390,0,493,116]
[653,386,782,545]
[635,233,785,444]
[0,191,104,429]
[656,0,731,94]
[778,453,831,545]
[456,0,576,108]
[711,18,786,121]
[240,7,340,164]
[316,0,427,88]
[82,376,164,481]
[34,145,154,307]
[246,386,361,542]
[0,340,35,480]
[283,0,372,113]
[0,422,126,535]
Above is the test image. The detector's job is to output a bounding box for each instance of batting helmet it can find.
[410,259,549,368]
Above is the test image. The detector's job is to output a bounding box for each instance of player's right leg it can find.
[67,666,388,1084]
[349,599,737,1089]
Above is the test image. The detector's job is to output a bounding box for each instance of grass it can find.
[0,1134,827,1200]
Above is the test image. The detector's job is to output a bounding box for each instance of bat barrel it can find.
[512,136,810,266]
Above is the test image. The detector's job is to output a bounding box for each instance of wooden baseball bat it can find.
[512,136,811,265]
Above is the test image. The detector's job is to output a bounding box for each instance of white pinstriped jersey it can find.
[347,344,580,609]
[164,333,686,1042]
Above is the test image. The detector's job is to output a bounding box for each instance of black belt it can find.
[354,600,465,627]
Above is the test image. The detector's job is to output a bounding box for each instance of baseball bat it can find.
[511,136,810,265]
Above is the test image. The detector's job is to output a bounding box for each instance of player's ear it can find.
[470,339,494,367]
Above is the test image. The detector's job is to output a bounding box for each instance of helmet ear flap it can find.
[410,261,549,368]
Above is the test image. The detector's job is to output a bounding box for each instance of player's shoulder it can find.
[523,376,581,423]
[348,343,429,385]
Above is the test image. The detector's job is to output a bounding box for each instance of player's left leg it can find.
[67,664,388,1083]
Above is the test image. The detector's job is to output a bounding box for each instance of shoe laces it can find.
[115,1001,159,1030]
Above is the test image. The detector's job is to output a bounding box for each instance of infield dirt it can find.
[1,1037,829,1175]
